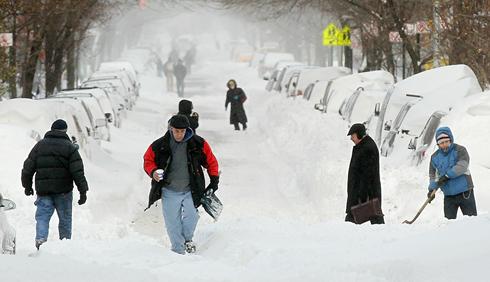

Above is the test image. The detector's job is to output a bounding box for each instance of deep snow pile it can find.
[1,50,489,282]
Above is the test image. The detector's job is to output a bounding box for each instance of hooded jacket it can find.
[429,127,474,196]
[225,80,248,124]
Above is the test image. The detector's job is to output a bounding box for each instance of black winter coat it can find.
[21,130,89,196]
[178,100,199,132]
[346,135,382,213]
[143,131,219,210]
[225,87,248,124]
[173,63,187,80]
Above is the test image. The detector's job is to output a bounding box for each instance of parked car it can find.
[0,193,15,255]
[49,94,111,142]
[338,71,394,126]
[314,70,394,119]
[0,98,87,146]
[379,66,482,157]
[98,61,140,96]
[82,77,133,110]
[287,67,351,98]
[80,80,127,118]
[258,52,295,80]
[375,65,482,153]
[265,61,304,92]
[273,64,310,93]
[59,88,121,128]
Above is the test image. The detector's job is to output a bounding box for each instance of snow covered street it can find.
[1,52,490,282]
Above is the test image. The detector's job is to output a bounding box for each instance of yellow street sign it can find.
[323,24,351,46]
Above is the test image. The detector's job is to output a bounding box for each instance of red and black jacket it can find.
[143,130,219,210]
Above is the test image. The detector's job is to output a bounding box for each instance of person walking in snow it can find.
[143,115,219,254]
[163,59,175,92]
[173,59,187,97]
[21,119,89,250]
[345,123,384,224]
[427,127,477,219]
[225,79,248,131]
[178,99,199,133]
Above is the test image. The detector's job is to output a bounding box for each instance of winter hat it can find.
[178,99,193,115]
[51,119,68,132]
[436,132,451,144]
[169,114,190,129]
[347,123,366,138]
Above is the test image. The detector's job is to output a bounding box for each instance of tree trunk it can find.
[21,38,42,99]
[8,11,17,99]
[385,0,420,74]
[67,39,76,89]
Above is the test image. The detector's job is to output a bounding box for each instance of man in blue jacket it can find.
[428,127,477,219]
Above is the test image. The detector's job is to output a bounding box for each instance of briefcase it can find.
[350,198,383,224]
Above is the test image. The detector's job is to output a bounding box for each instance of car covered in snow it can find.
[258,52,295,80]
[314,70,394,122]
[287,67,351,98]
[378,65,482,157]
[0,192,16,255]
[49,93,111,142]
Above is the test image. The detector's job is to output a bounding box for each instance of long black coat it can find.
[346,135,382,213]
[225,87,248,124]
[21,130,89,196]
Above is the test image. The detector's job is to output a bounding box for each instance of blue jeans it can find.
[35,192,73,241]
[161,188,199,254]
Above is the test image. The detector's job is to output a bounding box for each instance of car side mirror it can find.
[374,103,381,117]
[105,113,113,123]
[401,129,410,135]
[314,103,325,111]
[384,120,392,131]
[408,138,416,150]
[292,82,297,88]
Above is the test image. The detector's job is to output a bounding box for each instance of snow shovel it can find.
[201,193,223,221]
[402,189,438,224]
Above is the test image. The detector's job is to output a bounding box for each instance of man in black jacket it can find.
[174,59,187,97]
[144,115,219,254]
[345,123,384,224]
[178,99,199,133]
[21,119,89,249]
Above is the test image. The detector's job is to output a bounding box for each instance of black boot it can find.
[242,123,247,130]
[234,123,240,130]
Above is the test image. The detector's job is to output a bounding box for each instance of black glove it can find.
[427,190,435,203]
[24,187,34,196]
[78,193,87,205]
[205,175,219,195]
[437,175,449,187]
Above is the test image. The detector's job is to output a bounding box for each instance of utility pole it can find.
[432,0,441,68]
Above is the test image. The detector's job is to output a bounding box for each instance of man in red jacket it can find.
[143,115,219,254]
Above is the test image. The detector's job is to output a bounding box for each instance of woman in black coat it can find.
[225,79,248,131]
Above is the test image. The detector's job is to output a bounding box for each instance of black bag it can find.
[350,198,383,224]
